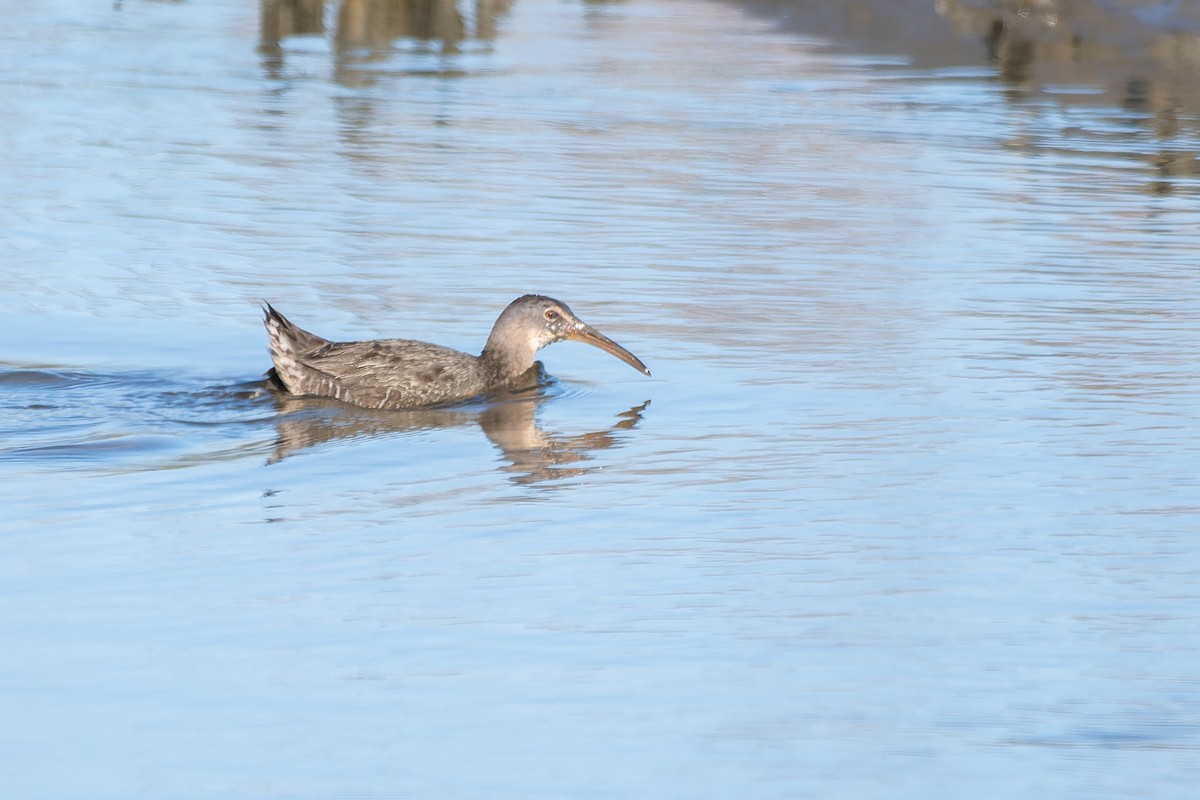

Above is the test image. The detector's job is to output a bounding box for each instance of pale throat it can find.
[481,327,549,382]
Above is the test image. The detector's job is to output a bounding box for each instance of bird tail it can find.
[262,303,329,355]
[262,302,332,395]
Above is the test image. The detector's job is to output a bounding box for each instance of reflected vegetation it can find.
[260,0,511,74]
[259,0,325,43]
[736,0,1200,190]
[256,0,1200,191]
[334,0,463,53]
[935,0,1200,189]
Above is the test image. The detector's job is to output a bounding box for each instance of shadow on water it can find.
[0,364,649,486]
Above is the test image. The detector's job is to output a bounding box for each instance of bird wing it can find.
[296,338,487,408]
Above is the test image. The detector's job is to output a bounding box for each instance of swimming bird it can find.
[263,295,650,410]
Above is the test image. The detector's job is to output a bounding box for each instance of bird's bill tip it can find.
[569,325,651,377]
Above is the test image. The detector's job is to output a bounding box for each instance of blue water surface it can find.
[2,0,1199,797]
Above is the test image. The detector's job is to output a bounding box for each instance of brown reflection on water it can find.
[267,387,650,486]
[336,0,459,53]
[937,1,1200,98]
[736,0,1200,190]
[939,0,1200,190]
[260,0,325,45]
[260,0,510,57]
[485,400,649,486]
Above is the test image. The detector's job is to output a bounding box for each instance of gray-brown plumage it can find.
[263,295,650,410]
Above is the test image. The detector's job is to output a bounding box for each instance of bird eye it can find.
[544,309,559,321]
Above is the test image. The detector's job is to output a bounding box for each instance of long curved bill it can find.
[568,323,652,377]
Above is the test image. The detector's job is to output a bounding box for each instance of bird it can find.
[263,294,650,410]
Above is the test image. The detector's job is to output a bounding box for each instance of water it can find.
[3,0,1199,797]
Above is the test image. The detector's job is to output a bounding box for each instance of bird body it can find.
[264,295,649,410]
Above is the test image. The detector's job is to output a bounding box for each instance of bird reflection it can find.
[483,397,648,485]
[262,371,650,485]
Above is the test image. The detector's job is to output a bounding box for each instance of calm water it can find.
[3,0,1199,797]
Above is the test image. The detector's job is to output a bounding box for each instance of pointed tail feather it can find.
[263,302,335,396]
[262,302,329,354]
